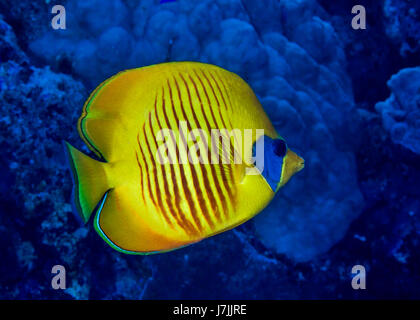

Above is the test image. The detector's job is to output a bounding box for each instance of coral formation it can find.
[375,67,420,155]
[384,0,420,57]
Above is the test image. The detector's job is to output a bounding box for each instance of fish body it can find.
[65,62,304,254]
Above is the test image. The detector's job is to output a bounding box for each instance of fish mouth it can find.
[294,154,305,172]
[297,159,305,172]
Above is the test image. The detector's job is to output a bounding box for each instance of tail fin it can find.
[64,142,110,223]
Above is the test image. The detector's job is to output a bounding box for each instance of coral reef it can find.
[384,0,420,57]
[375,67,420,155]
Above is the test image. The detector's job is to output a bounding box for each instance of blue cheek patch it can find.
[263,151,284,192]
[253,137,284,192]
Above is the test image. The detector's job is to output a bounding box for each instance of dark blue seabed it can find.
[0,0,419,299]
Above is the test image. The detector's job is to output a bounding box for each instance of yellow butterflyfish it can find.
[65,62,304,254]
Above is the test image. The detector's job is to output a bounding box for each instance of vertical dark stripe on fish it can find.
[167,79,205,232]
[179,73,213,181]
[199,70,229,129]
[174,75,221,224]
[191,70,231,220]
[135,150,146,203]
[215,72,240,170]
[143,120,173,227]
[211,72,241,177]
[205,71,239,188]
[137,132,156,207]
[148,105,175,227]
[216,71,235,111]
[188,73,236,219]
[193,70,224,130]
[203,70,239,191]
[209,72,229,110]
[154,90,197,236]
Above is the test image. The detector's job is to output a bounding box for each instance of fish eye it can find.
[273,139,287,157]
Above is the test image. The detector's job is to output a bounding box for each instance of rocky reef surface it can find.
[375,67,420,155]
[0,0,419,299]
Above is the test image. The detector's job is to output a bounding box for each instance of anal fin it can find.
[93,187,188,254]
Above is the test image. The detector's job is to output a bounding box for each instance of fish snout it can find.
[287,149,304,174]
[296,156,305,172]
[278,149,304,188]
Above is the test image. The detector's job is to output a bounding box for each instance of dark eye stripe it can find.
[274,139,287,157]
